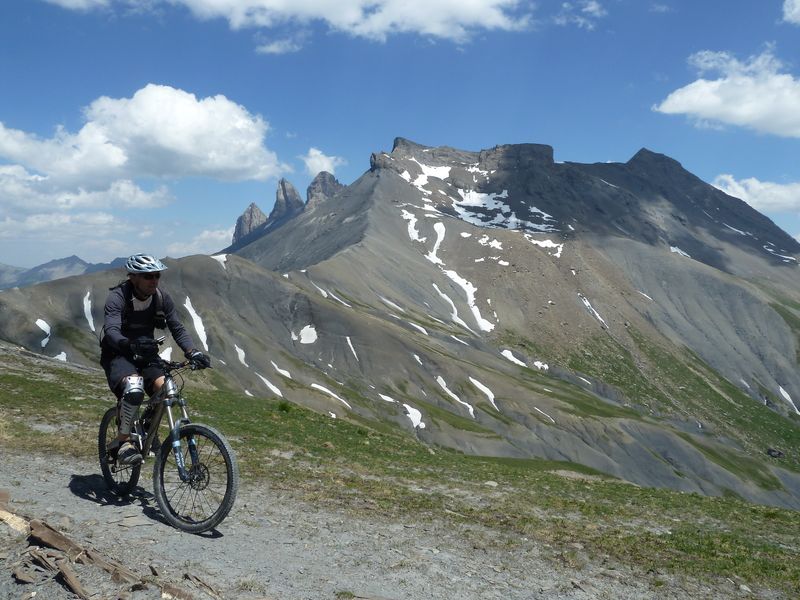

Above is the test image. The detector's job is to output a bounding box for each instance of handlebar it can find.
[163,359,191,370]
[159,357,211,372]
[152,336,210,372]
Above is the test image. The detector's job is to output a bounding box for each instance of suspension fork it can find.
[163,381,196,482]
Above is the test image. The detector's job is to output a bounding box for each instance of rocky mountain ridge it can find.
[226,171,344,252]
[1,138,799,510]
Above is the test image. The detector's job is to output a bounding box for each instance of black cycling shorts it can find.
[102,354,167,398]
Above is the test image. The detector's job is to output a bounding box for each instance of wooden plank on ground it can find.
[29,547,60,572]
[28,519,83,558]
[56,557,91,600]
[0,507,30,535]
[84,547,140,583]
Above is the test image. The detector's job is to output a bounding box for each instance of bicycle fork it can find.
[164,391,198,483]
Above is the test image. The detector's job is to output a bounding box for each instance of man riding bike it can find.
[100,254,210,465]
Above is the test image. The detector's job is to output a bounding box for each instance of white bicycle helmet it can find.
[125,253,167,273]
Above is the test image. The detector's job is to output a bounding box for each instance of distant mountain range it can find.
[2,137,799,510]
[0,255,126,290]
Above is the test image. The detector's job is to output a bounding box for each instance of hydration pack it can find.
[116,281,167,330]
[100,281,167,351]
[130,286,166,330]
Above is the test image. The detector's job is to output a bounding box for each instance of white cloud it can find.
[0,122,127,187]
[650,3,671,13]
[784,0,800,24]
[0,211,117,238]
[0,84,280,266]
[45,0,532,43]
[714,174,800,213]
[44,0,110,9]
[0,165,172,214]
[582,1,606,18]
[0,84,287,186]
[555,1,607,30]
[256,38,304,54]
[0,210,138,265]
[0,163,174,265]
[301,147,346,176]
[83,84,285,181]
[653,49,800,137]
[166,227,235,256]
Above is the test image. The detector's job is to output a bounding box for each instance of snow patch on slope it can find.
[256,373,283,397]
[436,376,475,418]
[83,292,95,332]
[35,319,51,348]
[184,297,209,351]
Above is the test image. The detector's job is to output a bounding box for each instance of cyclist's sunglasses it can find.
[139,272,161,280]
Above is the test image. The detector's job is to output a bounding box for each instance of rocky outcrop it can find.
[224,180,306,253]
[271,179,304,222]
[306,172,344,210]
[232,203,267,246]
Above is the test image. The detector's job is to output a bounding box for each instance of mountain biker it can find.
[100,254,211,465]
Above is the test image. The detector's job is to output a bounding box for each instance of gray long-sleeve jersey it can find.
[102,281,195,356]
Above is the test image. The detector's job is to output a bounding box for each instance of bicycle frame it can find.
[129,361,197,483]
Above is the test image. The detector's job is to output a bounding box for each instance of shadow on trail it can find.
[68,473,223,538]
[68,473,151,508]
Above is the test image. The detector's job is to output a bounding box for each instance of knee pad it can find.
[118,376,145,436]
[121,376,145,406]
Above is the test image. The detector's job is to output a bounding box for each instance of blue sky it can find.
[1,0,799,267]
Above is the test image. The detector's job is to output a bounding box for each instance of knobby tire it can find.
[152,423,238,533]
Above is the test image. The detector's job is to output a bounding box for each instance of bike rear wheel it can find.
[152,423,238,533]
[98,406,141,496]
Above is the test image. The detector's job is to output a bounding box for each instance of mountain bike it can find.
[98,343,238,533]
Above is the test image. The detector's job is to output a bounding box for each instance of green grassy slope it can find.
[1,349,798,596]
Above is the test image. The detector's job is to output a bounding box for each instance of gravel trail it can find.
[0,450,755,600]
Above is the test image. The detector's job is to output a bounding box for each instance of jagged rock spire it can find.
[306,172,344,210]
[232,202,267,246]
[271,179,304,221]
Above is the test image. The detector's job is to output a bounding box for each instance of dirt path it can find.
[0,451,757,600]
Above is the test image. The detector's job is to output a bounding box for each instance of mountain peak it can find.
[38,255,88,268]
[627,148,684,171]
[306,172,344,210]
[273,179,304,220]
[223,181,306,253]
[391,137,431,154]
[232,202,268,246]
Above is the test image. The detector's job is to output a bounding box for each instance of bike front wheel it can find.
[98,406,141,496]
[152,423,238,533]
